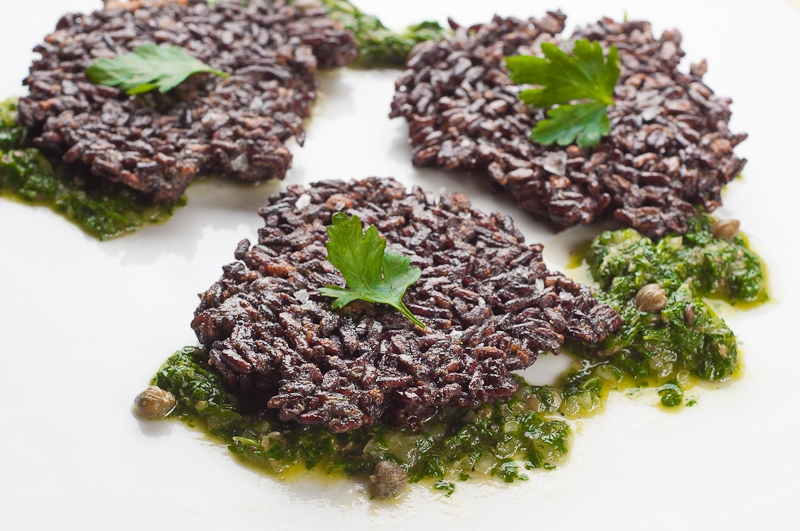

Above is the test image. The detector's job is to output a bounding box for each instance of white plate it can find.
[2,1,799,529]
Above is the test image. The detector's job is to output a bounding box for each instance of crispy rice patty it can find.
[18,0,356,203]
[191,178,621,433]
[390,14,746,239]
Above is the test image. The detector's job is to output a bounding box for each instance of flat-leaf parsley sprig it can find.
[319,212,425,328]
[506,39,620,148]
[87,43,228,95]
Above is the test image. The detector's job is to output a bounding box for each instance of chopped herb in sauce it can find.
[322,0,448,66]
[0,98,182,240]
[553,214,767,414]
[153,347,570,488]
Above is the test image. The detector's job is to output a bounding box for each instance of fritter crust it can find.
[390,14,747,239]
[18,0,356,202]
[192,178,621,433]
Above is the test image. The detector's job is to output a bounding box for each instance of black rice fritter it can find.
[390,14,747,239]
[192,178,622,433]
[18,0,357,203]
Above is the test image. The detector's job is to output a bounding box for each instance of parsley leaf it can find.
[506,39,620,148]
[86,43,228,95]
[319,212,425,328]
[527,101,610,147]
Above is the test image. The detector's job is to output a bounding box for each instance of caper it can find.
[684,303,696,324]
[635,283,668,312]
[369,461,407,499]
[526,395,542,412]
[711,219,740,242]
[134,386,176,417]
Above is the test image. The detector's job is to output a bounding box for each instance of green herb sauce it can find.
[154,347,570,486]
[555,214,767,413]
[149,215,767,494]
[322,0,448,66]
[0,98,182,240]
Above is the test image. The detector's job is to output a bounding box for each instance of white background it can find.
[1,1,799,529]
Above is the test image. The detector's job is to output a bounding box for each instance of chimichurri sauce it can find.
[154,347,570,490]
[559,215,767,412]
[0,98,182,241]
[150,215,767,494]
[322,0,448,66]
